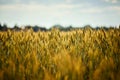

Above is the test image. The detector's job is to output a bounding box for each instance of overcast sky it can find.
[0,0,120,28]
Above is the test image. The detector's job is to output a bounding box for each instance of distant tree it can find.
[2,23,7,31]
[0,23,2,30]
[32,25,40,32]
[39,27,47,31]
[102,26,109,31]
[95,26,100,30]
[65,25,73,31]
[51,24,64,31]
[14,24,18,28]
[13,24,21,31]
[3,23,7,28]
[25,25,32,30]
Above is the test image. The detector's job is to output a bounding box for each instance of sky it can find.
[0,0,120,28]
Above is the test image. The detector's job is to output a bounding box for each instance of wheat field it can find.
[0,28,120,80]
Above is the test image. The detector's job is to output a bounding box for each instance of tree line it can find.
[0,23,119,32]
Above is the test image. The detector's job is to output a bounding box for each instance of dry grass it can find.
[0,28,120,80]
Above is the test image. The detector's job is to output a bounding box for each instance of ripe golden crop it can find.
[0,28,120,80]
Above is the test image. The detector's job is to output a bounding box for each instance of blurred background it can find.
[0,0,120,28]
